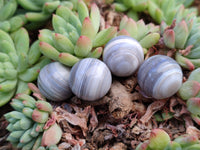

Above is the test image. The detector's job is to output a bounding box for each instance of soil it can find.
[1,1,200,150]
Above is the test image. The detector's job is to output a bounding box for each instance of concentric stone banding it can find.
[69,58,112,101]
[103,35,144,77]
[38,62,72,101]
[137,55,183,99]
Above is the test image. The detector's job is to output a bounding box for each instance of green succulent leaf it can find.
[5,92,62,149]
[39,1,114,67]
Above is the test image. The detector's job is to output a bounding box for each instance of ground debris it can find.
[98,143,128,150]
[187,126,200,139]
[140,99,168,124]
[107,80,135,119]
[46,75,199,149]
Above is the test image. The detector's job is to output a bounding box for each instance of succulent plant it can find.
[147,0,196,25]
[148,129,171,150]
[161,21,190,50]
[22,1,61,29]
[37,145,59,150]
[118,15,160,54]
[174,134,199,148]
[164,141,182,150]
[177,0,194,8]
[113,0,195,24]
[113,0,148,21]
[136,129,200,150]
[154,111,174,122]
[39,0,117,67]
[160,5,200,70]
[0,0,80,32]
[0,28,50,106]
[175,19,200,70]
[135,141,149,150]
[187,98,200,125]
[166,134,200,150]
[178,68,200,125]
[0,0,28,32]
[178,68,200,100]
[19,0,78,30]
[0,0,17,21]
[4,93,62,150]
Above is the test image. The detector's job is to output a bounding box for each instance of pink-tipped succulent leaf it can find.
[148,129,170,150]
[41,123,62,147]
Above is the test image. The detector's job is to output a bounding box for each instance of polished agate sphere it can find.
[38,62,72,101]
[137,55,183,99]
[103,35,144,77]
[69,58,112,101]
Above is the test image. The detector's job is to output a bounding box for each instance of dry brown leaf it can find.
[62,133,86,147]
[55,107,89,136]
[58,142,71,149]
[184,116,194,128]
[169,97,178,113]
[186,126,200,139]
[132,102,146,117]
[89,107,98,132]
[110,142,127,150]
[140,99,168,123]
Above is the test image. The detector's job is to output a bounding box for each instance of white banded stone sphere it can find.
[69,58,112,101]
[137,55,183,99]
[103,35,144,77]
[38,62,72,101]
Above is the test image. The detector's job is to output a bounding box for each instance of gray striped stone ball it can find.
[103,35,144,77]
[38,62,72,101]
[69,58,112,101]
[137,55,183,99]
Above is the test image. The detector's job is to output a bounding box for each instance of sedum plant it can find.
[118,15,160,54]
[160,5,200,70]
[177,0,195,8]
[4,92,62,150]
[187,97,200,126]
[178,68,200,125]
[0,0,27,32]
[39,0,117,67]
[147,0,195,25]
[0,0,17,22]
[0,0,79,32]
[113,0,148,21]
[148,129,170,150]
[136,128,200,150]
[0,28,50,106]
[18,0,79,30]
[21,0,63,30]
[113,0,194,25]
